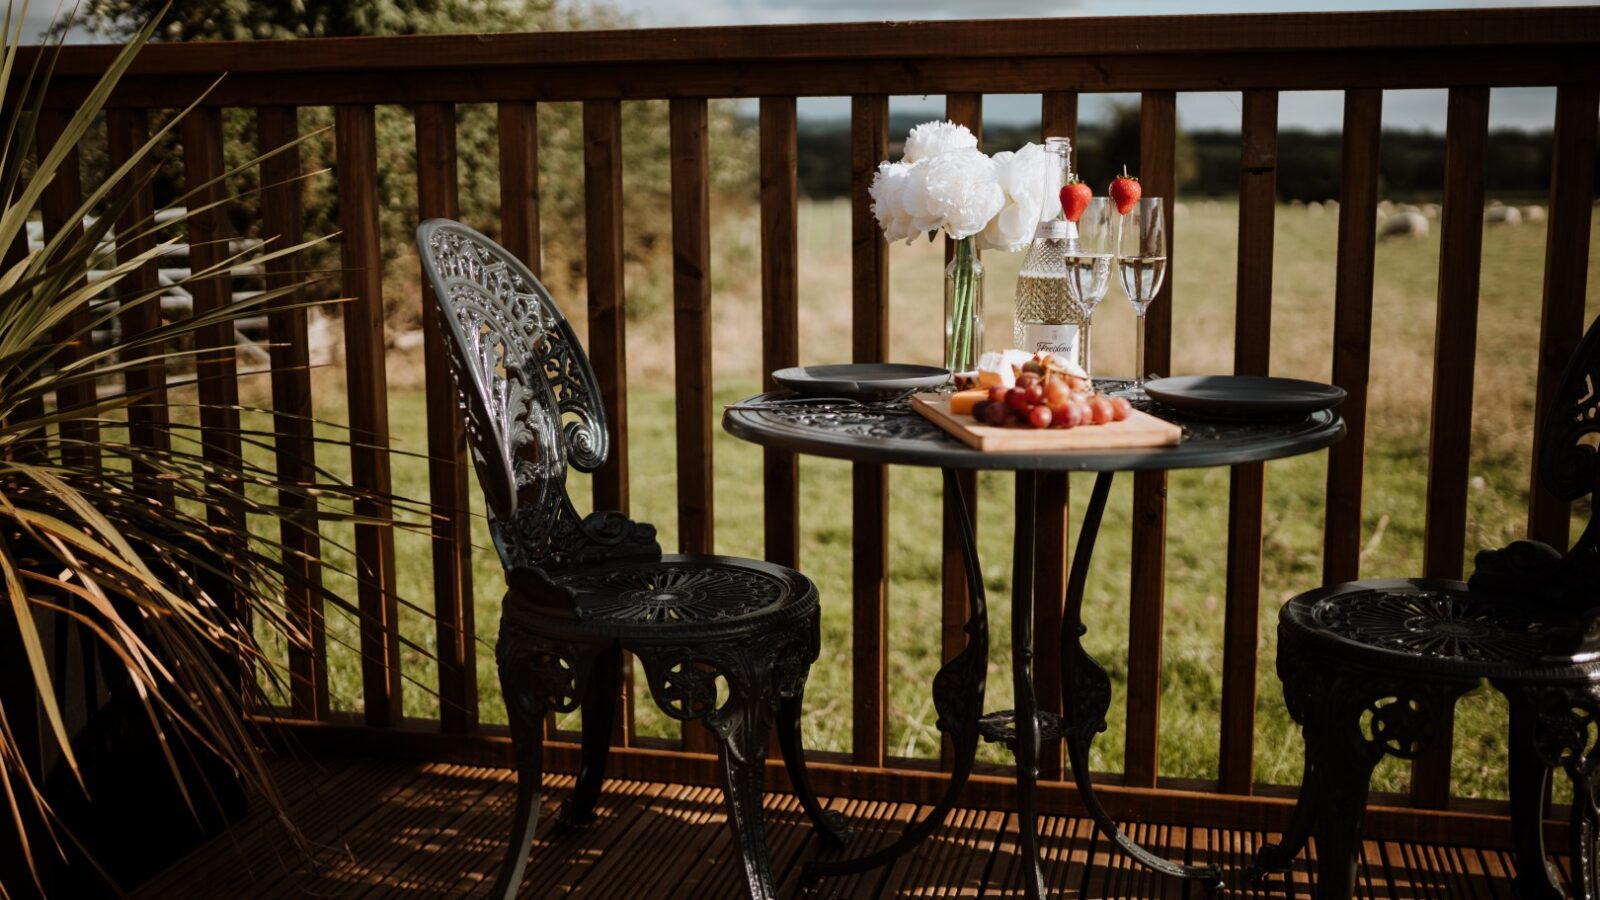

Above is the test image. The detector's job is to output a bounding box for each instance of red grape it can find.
[1027,405,1053,429]
[1089,396,1114,425]
[1110,396,1133,421]
[971,400,991,422]
[988,386,1009,404]
[1055,400,1084,428]
[1015,372,1039,390]
[982,401,1010,426]
[1006,388,1032,413]
[1023,382,1045,405]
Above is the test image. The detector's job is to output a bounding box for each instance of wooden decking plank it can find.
[136,756,408,899]
[989,812,1092,898]
[560,783,724,898]
[284,763,504,896]
[128,754,359,897]
[134,761,1566,898]
[378,771,570,897]
[351,766,521,896]
[163,760,418,898]
[878,805,994,897]
[235,763,441,898]
[503,779,670,897]
[791,798,911,899]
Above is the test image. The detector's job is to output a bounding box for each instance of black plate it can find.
[1144,375,1346,419]
[772,364,949,400]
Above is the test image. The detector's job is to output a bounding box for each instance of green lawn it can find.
[272,197,1597,803]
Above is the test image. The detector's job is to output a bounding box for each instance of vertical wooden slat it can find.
[1423,87,1490,584]
[584,99,630,516]
[34,109,98,469]
[498,101,541,278]
[259,105,328,720]
[1414,86,1490,809]
[1322,89,1384,586]
[941,92,981,771]
[1035,90,1078,782]
[106,108,171,505]
[671,97,714,557]
[1528,84,1599,549]
[415,102,477,734]
[760,97,801,569]
[671,97,718,756]
[182,107,246,533]
[851,94,890,768]
[335,104,402,727]
[1123,90,1175,790]
[583,98,635,746]
[1219,89,1277,796]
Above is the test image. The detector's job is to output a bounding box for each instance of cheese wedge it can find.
[948,389,988,416]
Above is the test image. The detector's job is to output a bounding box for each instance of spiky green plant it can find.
[0,3,430,893]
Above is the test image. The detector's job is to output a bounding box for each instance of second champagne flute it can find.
[1062,197,1115,375]
[1117,197,1167,395]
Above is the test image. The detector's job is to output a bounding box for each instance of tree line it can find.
[797,110,1583,203]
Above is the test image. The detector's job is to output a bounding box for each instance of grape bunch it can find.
[969,371,1132,430]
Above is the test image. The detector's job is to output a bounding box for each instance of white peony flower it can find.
[869,161,920,244]
[902,120,978,164]
[977,142,1059,252]
[907,148,1003,241]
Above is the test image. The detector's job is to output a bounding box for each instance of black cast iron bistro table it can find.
[722,381,1345,897]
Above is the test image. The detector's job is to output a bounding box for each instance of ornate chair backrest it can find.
[1540,313,1600,562]
[416,219,650,580]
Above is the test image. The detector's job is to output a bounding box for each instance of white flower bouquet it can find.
[868,121,1061,373]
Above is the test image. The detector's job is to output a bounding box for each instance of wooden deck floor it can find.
[133,754,1555,898]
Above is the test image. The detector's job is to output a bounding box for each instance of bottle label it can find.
[1022,323,1079,359]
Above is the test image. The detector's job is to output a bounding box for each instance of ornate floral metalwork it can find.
[554,562,788,624]
[418,220,657,587]
[1310,588,1560,663]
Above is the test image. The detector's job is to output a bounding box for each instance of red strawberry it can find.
[1109,165,1142,214]
[1059,179,1091,223]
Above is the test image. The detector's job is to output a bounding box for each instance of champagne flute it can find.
[1063,198,1115,375]
[1117,197,1167,395]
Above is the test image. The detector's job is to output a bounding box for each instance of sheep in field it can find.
[1380,210,1429,240]
[1486,205,1523,226]
[1522,205,1547,223]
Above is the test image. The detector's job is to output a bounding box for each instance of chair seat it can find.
[1280,577,1600,683]
[511,554,819,642]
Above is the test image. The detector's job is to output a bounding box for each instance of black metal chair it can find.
[1254,314,1600,899]
[416,219,850,900]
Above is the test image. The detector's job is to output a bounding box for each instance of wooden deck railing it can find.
[22,7,1599,847]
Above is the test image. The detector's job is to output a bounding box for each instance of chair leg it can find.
[776,692,852,848]
[1506,692,1565,900]
[1308,739,1379,900]
[1569,757,1600,899]
[707,673,781,900]
[1252,739,1322,881]
[556,643,621,833]
[491,664,548,900]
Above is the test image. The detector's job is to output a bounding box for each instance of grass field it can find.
[278,196,1597,803]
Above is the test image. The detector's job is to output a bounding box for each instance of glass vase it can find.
[943,235,984,375]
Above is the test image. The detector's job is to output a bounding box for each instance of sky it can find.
[18,0,1579,131]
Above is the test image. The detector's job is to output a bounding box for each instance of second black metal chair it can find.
[1254,314,1600,898]
[417,219,850,900]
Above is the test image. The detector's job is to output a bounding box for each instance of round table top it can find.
[722,380,1345,472]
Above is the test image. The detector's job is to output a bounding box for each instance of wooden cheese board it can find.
[912,393,1183,452]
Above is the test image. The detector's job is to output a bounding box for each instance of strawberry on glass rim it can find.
[1110,165,1141,215]
[1059,178,1092,223]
